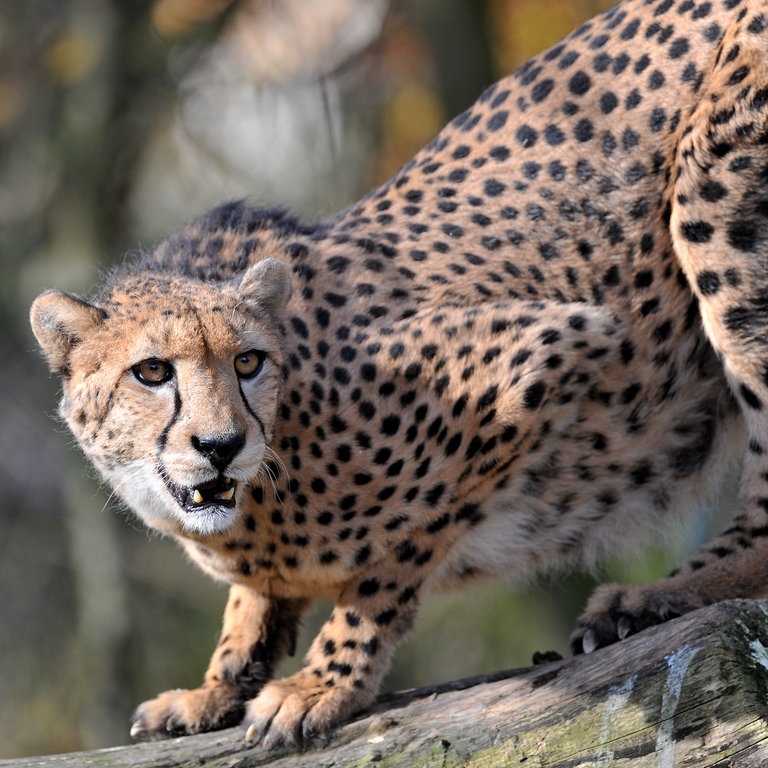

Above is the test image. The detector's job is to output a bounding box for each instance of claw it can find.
[129,719,147,740]
[617,616,633,640]
[582,629,597,654]
[245,722,260,744]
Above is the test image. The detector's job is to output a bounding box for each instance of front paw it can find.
[244,671,372,749]
[130,683,244,740]
[570,582,697,654]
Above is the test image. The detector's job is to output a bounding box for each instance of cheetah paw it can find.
[130,684,244,740]
[570,583,697,655]
[244,671,370,750]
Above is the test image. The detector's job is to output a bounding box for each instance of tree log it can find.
[7,599,768,767]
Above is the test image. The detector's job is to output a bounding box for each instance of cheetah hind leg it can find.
[573,16,768,654]
[130,586,306,739]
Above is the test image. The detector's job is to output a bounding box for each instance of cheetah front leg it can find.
[573,15,768,653]
[243,561,426,749]
[130,584,307,739]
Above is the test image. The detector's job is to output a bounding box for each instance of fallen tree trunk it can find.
[7,598,768,767]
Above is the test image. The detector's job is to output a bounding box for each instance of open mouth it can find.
[165,474,238,513]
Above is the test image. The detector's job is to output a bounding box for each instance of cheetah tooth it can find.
[193,489,204,504]
[217,486,235,501]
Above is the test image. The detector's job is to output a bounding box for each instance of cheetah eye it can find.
[132,358,174,386]
[235,349,266,379]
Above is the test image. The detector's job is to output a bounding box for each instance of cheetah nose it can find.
[191,432,246,470]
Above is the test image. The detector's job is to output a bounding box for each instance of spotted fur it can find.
[30,0,768,748]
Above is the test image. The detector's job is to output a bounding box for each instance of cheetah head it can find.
[30,258,291,537]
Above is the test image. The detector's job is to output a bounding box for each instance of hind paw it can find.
[570,583,699,655]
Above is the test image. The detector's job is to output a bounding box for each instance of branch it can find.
[7,599,768,767]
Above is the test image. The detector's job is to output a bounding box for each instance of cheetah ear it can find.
[30,290,107,377]
[238,258,292,316]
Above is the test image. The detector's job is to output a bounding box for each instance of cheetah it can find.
[29,0,768,748]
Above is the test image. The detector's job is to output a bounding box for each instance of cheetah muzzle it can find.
[29,0,768,751]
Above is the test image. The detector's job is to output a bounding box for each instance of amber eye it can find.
[132,358,173,386]
[235,350,265,379]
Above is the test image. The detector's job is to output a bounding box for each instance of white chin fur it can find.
[178,505,239,536]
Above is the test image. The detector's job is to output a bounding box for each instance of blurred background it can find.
[0,0,734,758]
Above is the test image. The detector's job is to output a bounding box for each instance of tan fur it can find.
[30,0,768,747]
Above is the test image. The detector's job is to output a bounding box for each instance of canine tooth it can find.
[218,487,235,501]
[193,489,204,504]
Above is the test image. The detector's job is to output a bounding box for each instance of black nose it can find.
[191,432,246,471]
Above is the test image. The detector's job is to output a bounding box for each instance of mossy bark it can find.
[7,599,768,768]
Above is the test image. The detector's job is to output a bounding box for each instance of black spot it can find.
[311,477,327,494]
[710,106,735,126]
[600,92,619,114]
[680,221,714,243]
[375,608,397,627]
[484,179,507,197]
[699,180,727,202]
[568,70,592,95]
[445,433,462,456]
[649,107,666,133]
[426,512,451,533]
[640,297,659,315]
[574,119,594,142]
[640,233,654,253]
[621,129,640,152]
[668,37,689,58]
[355,545,372,566]
[604,265,620,286]
[696,270,721,296]
[487,111,509,131]
[358,579,380,597]
[740,383,763,410]
[539,242,558,260]
[630,460,653,486]
[414,549,433,566]
[750,88,768,112]
[531,78,555,102]
[634,269,653,288]
[381,415,401,436]
[704,22,722,42]
[516,125,538,148]
[345,611,361,627]
[558,50,579,69]
[523,381,546,409]
[625,89,642,110]
[522,161,541,179]
[544,124,566,146]
[477,385,499,410]
[324,292,347,308]
[620,340,635,363]
[711,141,733,158]
[727,220,760,252]
[748,14,768,33]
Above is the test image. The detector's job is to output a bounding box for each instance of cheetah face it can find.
[30,258,291,537]
[109,344,276,536]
